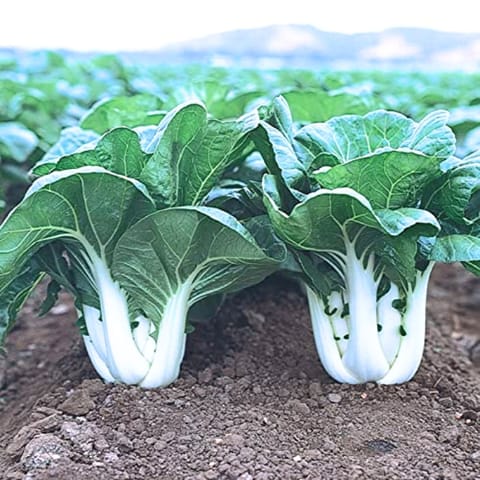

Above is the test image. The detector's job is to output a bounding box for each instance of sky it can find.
[2,0,479,52]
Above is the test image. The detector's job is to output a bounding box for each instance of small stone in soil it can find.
[287,399,311,415]
[21,434,70,470]
[198,368,213,384]
[6,426,40,457]
[59,390,95,416]
[438,425,460,444]
[460,410,477,421]
[224,433,245,446]
[327,393,342,403]
[204,470,219,480]
[438,397,454,408]
[470,451,480,462]
[161,431,176,443]
[364,438,397,454]
[323,438,337,451]
[194,386,207,398]
[94,437,109,451]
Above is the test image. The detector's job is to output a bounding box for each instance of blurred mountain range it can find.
[137,25,480,70]
[3,26,480,70]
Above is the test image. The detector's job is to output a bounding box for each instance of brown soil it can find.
[0,264,479,480]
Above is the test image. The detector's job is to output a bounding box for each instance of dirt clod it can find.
[364,438,397,454]
[59,389,95,416]
[20,433,69,471]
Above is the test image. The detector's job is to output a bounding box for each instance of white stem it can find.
[378,263,434,384]
[139,282,191,388]
[307,286,359,383]
[133,315,156,363]
[342,246,390,382]
[90,254,150,384]
[377,283,403,364]
[329,291,349,355]
[83,305,108,364]
[82,336,116,383]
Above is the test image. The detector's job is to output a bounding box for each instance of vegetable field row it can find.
[1,52,480,388]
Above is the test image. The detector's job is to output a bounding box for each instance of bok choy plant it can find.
[257,97,480,384]
[0,102,283,388]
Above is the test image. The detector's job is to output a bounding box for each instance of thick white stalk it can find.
[377,284,403,364]
[83,336,116,383]
[328,291,349,355]
[378,264,434,384]
[82,305,108,364]
[342,245,390,382]
[133,315,156,363]
[90,254,150,385]
[307,286,359,384]
[139,282,191,388]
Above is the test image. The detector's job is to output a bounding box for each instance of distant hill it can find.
[3,26,480,70]
[142,26,480,69]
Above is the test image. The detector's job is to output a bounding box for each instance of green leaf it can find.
[0,167,154,291]
[35,128,148,179]
[259,96,294,141]
[253,121,307,190]
[282,90,372,123]
[424,158,480,226]
[209,91,264,119]
[32,127,100,176]
[80,95,164,134]
[112,207,281,327]
[314,151,440,209]
[140,102,259,207]
[179,112,260,206]
[139,102,207,205]
[38,279,62,316]
[265,178,437,253]
[205,179,265,219]
[0,261,44,346]
[294,251,343,296]
[263,177,439,284]
[296,110,455,171]
[429,234,480,263]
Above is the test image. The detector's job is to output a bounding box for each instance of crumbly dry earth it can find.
[0,264,479,480]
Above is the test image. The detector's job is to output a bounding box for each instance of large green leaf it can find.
[296,110,455,170]
[140,103,259,206]
[259,96,294,141]
[33,128,147,179]
[80,95,164,134]
[252,121,307,191]
[32,127,100,176]
[423,157,480,226]
[179,112,259,205]
[139,102,207,205]
[263,175,439,284]
[313,151,440,209]
[0,167,154,290]
[429,234,480,263]
[112,207,282,327]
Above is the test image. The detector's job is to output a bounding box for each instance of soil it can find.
[0,264,480,480]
